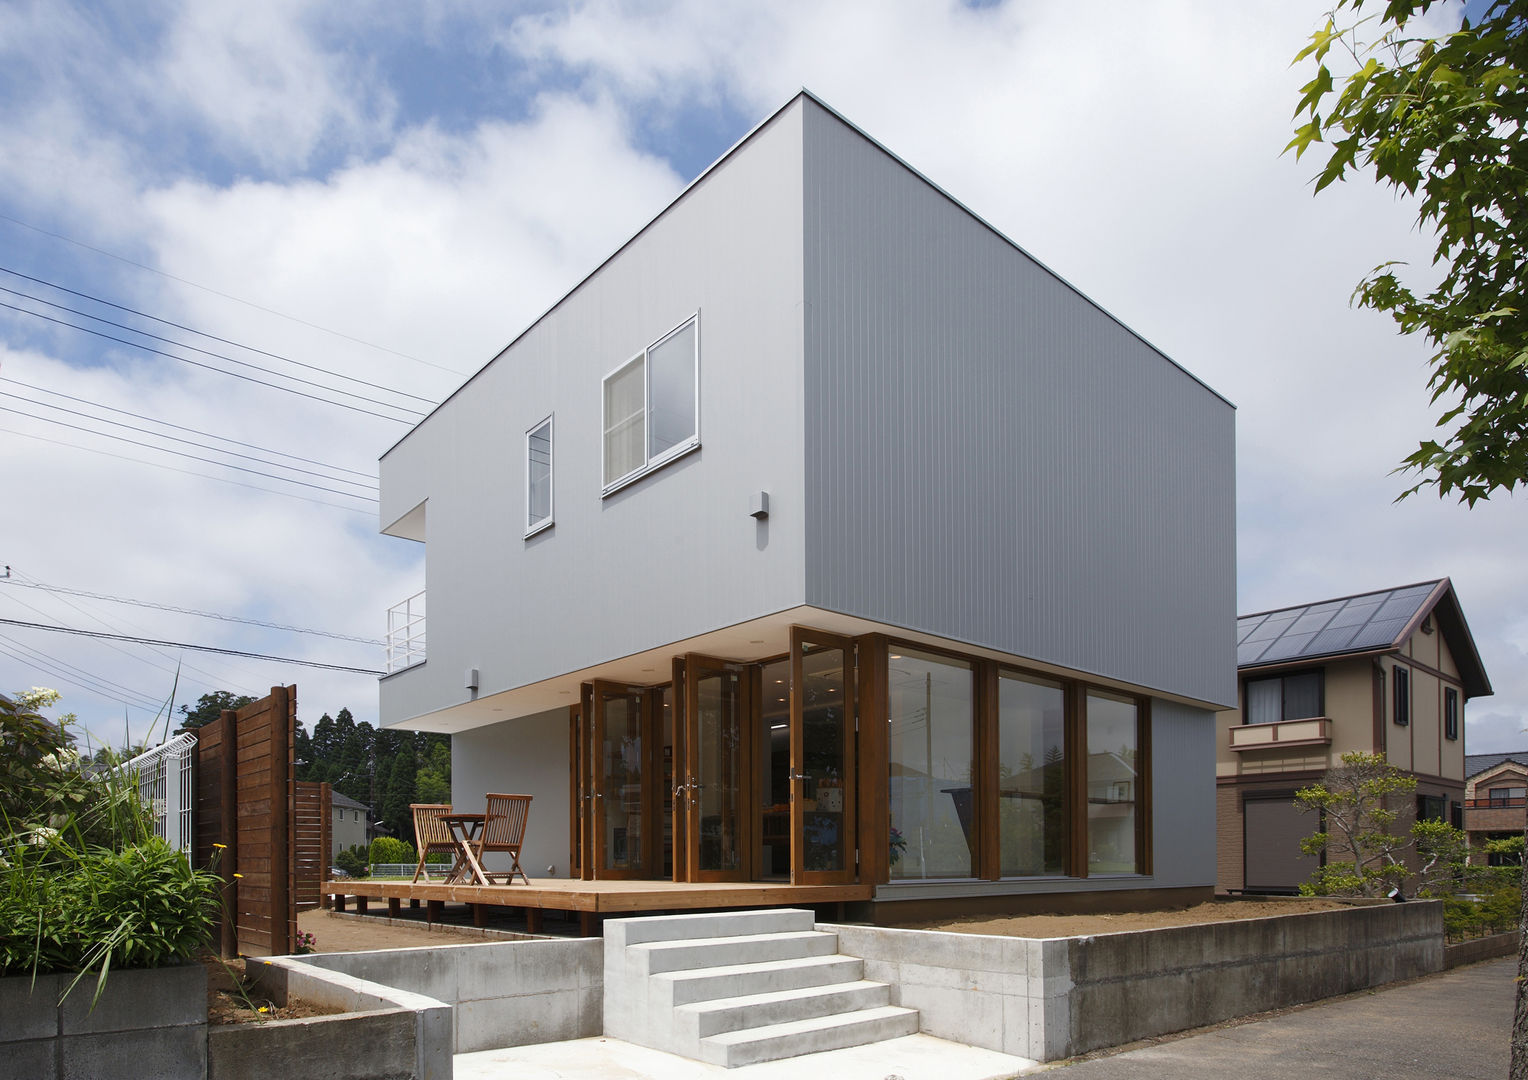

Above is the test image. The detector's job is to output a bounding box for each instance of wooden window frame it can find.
[1444,686,1459,741]
[1393,665,1410,727]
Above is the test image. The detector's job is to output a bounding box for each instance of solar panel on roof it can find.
[1237,614,1268,644]
[1351,616,1409,650]
[1307,625,1361,654]
[1257,631,1320,663]
[1326,601,1381,629]
[1243,615,1297,643]
[1238,641,1272,665]
[1376,594,1426,621]
[1290,610,1337,635]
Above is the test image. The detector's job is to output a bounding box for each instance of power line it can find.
[0,633,163,711]
[0,212,468,377]
[2,376,377,479]
[0,272,437,405]
[1,389,379,491]
[0,404,380,502]
[0,578,385,645]
[0,425,375,517]
[0,617,385,675]
[0,301,417,423]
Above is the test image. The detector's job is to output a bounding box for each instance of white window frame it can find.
[525,414,554,538]
[601,312,700,495]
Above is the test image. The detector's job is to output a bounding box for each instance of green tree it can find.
[177,691,254,730]
[1294,751,1468,898]
[1290,0,1528,503]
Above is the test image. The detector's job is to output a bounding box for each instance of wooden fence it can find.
[193,685,328,957]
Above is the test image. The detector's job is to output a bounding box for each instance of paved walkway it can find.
[1042,958,1513,1079]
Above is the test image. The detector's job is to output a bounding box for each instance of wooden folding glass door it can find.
[681,656,752,881]
[591,681,651,878]
[789,628,857,885]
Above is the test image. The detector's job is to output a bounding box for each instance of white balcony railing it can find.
[386,590,426,674]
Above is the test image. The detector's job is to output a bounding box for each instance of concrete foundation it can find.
[0,963,208,1080]
[827,898,1444,1060]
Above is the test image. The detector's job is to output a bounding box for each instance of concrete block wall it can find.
[0,963,207,1080]
[825,899,1444,1061]
[280,938,603,1051]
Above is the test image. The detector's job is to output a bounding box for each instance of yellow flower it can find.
[233,873,244,879]
[257,1006,268,1013]
[214,843,227,850]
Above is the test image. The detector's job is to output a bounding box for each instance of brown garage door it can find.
[1244,797,1318,894]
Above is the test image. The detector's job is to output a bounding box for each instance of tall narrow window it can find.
[526,416,553,536]
[1393,666,1410,726]
[997,671,1067,877]
[887,650,974,880]
[1086,691,1139,874]
[1444,687,1460,741]
[602,313,700,492]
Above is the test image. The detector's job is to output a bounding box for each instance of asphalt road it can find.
[1042,957,1513,1080]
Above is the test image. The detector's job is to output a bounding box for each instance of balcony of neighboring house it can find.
[1463,791,1528,835]
[1227,717,1333,752]
[385,590,426,675]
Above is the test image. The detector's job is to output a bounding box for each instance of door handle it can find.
[789,773,810,783]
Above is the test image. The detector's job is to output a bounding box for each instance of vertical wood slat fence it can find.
[193,685,327,957]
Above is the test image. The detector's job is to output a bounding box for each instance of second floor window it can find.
[1393,665,1410,726]
[526,416,553,536]
[1244,671,1323,725]
[1444,686,1460,741]
[602,314,700,492]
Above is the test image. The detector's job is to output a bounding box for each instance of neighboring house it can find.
[1463,753,1528,865]
[1216,579,1492,895]
[377,91,1237,917]
[331,790,369,858]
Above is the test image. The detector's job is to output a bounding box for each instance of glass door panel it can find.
[757,658,791,880]
[684,655,751,881]
[790,628,857,885]
[593,682,647,878]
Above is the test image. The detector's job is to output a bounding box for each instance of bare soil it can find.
[203,955,341,1025]
[908,897,1354,937]
[296,908,502,951]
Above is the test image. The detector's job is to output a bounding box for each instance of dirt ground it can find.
[910,898,1353,937]
[296,907,498,953]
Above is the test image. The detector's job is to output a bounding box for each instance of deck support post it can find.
[427,899,443,924]
[334,894,346,912]
[388,897,401,917]
[579,911,597,937]
[525,908,542,934]
[472,903,486,927]
[355,895,368,914]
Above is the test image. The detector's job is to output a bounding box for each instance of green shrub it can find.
[334,844,370,878]
[369,835,415,866]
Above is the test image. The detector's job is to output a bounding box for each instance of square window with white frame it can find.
[526,415,554,536]
[602,314,699,492]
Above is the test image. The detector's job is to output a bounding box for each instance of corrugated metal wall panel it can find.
[801,99,1236,707]
[1149,699,1217,888]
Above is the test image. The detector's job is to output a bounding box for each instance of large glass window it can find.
[1086,691,1139,874]
[525,415,553,536]
[602,314,699,491]
[998,671,1067,877]
[1244,671,1323,724]
[887,649,974,880]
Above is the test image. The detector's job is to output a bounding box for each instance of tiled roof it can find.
[331,790,370,811]
[1466,753,1528,779]
[1237,581,1441,668]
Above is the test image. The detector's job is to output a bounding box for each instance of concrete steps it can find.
[603,908,919,1067]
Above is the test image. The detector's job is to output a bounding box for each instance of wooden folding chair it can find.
[477,793,532,885]
[410,803,454,883]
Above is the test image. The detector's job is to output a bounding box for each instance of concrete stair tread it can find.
[702,1005,917,1045]
[700,1005,920,1065]
[661,953,858,984]
[635,930,834,954]
[678,979,889,1016]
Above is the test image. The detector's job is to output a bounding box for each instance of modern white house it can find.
[377,91,1236,919]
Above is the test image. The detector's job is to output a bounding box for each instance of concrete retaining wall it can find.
[269,939,603,1052]
[0,963,207,1080]
[826,900,1444,1060]
[1446,931,1519,969]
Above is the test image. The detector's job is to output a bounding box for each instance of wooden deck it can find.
[322,877,873,935]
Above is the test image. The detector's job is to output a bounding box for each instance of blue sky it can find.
[2,0,1524,758]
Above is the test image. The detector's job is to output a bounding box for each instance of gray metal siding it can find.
[1148,699,1216,888]
[801,99,1236,707]
[379,101,808,722]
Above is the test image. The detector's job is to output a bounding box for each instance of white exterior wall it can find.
[380,101,809,729]
[451,709,572,879]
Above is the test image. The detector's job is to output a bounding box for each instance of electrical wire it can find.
[0,301,417,422]
[0,212,468,377]
[2,375,377,479]
[0,274,437,406]
[0,618,385,675]
[0,578,385,645]
[0,404,379,502]
[1,389,378,491]
[0,633,163,711]
[0,425,375,517]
